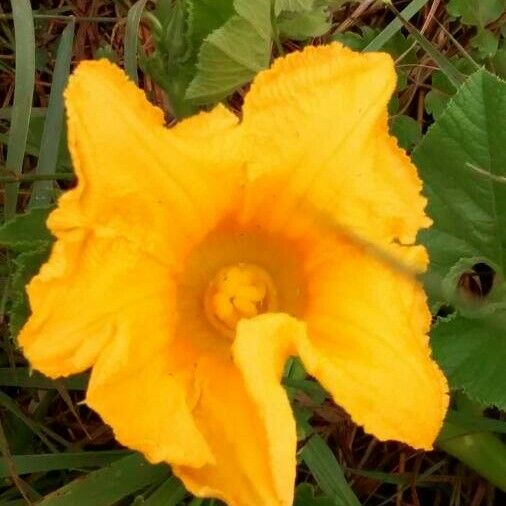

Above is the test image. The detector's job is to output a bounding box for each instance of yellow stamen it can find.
[204,263,278,338]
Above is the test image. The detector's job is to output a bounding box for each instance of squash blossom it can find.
[20,44,448,505]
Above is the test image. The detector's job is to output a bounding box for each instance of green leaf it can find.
[275,0,314,15]
[277,6,331,41]
[424,73,454,119]
[300,435,360,506]
[0,207,53,252]
[493,47,506,79]
[413,70,506,306]
[335,27,415,62]
[159,0,189,62]
[294,483,335,506]
[332,31,370,51]
[9,246,50,336]
[143,0,234,118]
[39,453,170,506]
[94,43,119,62]
[188,0,235,57]
[415,69,506,407]
[234,0,271,40]
[431,312,506,408]
[141,53,197,118]
[0,208,53,335]
[389,114,422,151]
[153,0,173,25]
[424,58,476,118]
[186,0,272,103]
[471,28,499,58]
[447,0,506,27]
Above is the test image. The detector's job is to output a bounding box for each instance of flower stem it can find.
[437,422,506,491]
[437,394,506,492]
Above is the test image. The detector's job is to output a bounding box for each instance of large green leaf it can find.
[0,208,53,335]
[142,0,235,118]
[413,70,506,306]
[432,313,506,408]
[186,0,272,103]
[0,207,52,252]
[389,114,421,151]
[9,246,50,337]
[188,0,235,57]
[414,69,506,407]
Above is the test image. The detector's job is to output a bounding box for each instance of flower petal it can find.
[297,239,449,449]
[173,314,304,506]
[20,229,214,467]
[233,313,305,505]
[240,43,430,247]
[63,59,243,266]
[19,233,173,378]
[86,348,213,468]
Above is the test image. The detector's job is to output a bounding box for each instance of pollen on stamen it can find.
[204,263,278,338]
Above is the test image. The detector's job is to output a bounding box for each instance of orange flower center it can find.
[204,263,278,338]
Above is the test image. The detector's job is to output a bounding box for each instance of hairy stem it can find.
[437,394,506,492]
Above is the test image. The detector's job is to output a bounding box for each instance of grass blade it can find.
[39,453,170,506]
[364,0,429,51]
[0,416,33,503]
[144,476,186,505]
[0,391,70,452]
[0,107,46,120]
[0,368,87,390]
[29,21,75,209]
[300,434,360,506]
[0,451,128,478]
[124,0,149,83]
[4,0,35,220]
[387,3,465,87]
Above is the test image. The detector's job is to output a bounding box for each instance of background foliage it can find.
[1,0,506,505]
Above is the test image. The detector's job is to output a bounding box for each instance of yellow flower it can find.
[19,44,448,506]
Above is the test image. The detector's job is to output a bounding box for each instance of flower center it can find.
[204,263,278,337]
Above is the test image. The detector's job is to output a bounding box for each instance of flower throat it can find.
[204,263,278,337]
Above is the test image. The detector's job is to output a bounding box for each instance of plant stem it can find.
[437,421,506,492]
[438,394,506,492]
